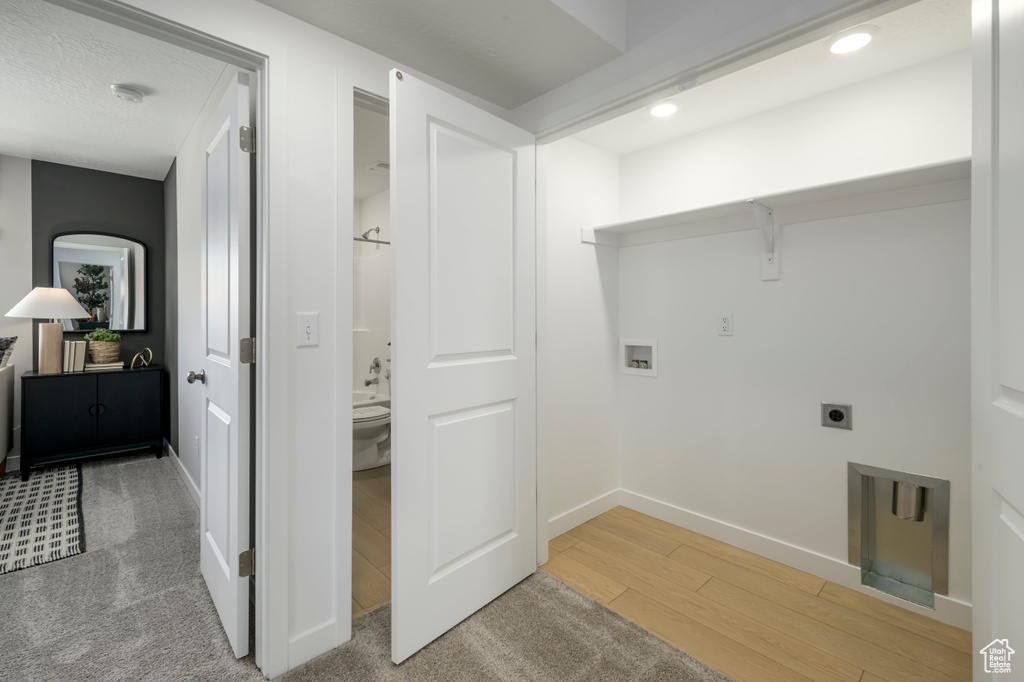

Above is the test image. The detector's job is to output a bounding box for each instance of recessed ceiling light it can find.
[826,26,877,54]
[110,84,144,104]
[650,102,678,118]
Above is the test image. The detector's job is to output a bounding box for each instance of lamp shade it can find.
[5,287,90,319]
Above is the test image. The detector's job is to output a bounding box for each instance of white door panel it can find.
[391,70,536,664]
[199,71,252,659]
[973,0,1024,676]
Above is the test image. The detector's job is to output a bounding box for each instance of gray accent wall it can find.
[164,161,179,453]
[32,161,166,362]
[31,160,169,440]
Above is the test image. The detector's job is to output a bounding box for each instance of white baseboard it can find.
[165,439,200,508]
[5,426,20,472]
[288,620,337,670]
[548,489,621,538]
[618,489,972,631]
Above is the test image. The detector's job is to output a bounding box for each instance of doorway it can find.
[351,93,393,618]
[0,0,269,673]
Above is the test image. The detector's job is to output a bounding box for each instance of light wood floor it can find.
[541,506,972,682]
[352,465,391,619]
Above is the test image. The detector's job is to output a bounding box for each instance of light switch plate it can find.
[297,312,319,347]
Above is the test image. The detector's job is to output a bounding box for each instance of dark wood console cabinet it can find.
[20,366,166,480]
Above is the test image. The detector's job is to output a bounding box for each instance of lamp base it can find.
[38,322,64,374]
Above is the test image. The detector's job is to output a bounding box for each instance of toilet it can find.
[353,405,391,471]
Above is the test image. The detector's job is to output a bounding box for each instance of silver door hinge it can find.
[240,337,256,364]
[239,548,255,577]
[239,126,256,154]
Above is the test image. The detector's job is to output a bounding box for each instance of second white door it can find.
[389,70,537,663]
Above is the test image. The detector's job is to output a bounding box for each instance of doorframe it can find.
[47,0,276,672]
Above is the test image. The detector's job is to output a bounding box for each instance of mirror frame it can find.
[50,231,148,333]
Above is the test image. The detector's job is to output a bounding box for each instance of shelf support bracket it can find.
[580,227,620,247]
[749,200,779,280]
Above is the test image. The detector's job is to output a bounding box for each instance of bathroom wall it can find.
[617,200,972,623]
[620,51,971,220]
[353,189,390,396]
[539,137,622,535]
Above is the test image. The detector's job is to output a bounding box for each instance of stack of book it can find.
[85,361,125,372]
[63,340,87,372]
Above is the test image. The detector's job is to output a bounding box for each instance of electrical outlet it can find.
[719,314,733,336]
[821,403,852,430]
[194,435,200,454]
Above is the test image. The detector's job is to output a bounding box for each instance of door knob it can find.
[187,370,206,384]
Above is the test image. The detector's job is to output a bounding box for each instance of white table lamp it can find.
[6,287,90,374]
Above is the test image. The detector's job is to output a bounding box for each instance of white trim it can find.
[618,489,973,631]
[333,67,355,650]
[535,144,549,567]
[47,2,279,675]
[288,620,337,670]
[165,439,200,508]
[548,489,621,538]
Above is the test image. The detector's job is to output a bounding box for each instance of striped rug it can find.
[0,465,85,574]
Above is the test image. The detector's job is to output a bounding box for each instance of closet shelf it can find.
[581,160,970,248]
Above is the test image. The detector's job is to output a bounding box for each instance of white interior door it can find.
[972,1,1024,676]
[390,70,537,663]
[198,72,252,659]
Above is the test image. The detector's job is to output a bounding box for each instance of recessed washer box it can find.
[620,339,657,377]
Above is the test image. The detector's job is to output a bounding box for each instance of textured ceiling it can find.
[0,0,228,180]
[575,0,971,156]
[251,0,625,109]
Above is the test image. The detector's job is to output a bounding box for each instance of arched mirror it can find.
[52,233,147,331]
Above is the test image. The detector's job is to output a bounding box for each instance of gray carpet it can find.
[282,572,731,682]
[0,454,729,682]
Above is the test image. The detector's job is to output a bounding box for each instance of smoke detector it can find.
[110,84,144,104]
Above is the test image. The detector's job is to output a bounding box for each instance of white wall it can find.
[353,189,390,396]
[617,200,972,621]
[0,154,33,465]
[171,67,236,504]
[620,51,972,220]
[107,0,434,674]
[540,138,621,535]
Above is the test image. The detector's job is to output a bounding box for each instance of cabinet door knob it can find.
[187,370,206,385]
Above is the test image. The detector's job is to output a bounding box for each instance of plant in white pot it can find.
[84,328,121,364]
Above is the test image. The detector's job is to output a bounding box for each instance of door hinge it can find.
[239,125,256,154]
[240,337,256,364]
[239,548,255,577]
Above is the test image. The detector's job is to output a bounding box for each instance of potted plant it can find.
[84,328,122,364]
[73,264,111,322]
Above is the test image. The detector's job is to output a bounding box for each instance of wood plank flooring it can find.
[352,465,391,618]
[541,506,972,682]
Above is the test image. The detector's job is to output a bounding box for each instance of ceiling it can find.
[574,0,970,157]
[0,0,968,181]
[0,0,228,180]
[252,0,632,110]
[252,0,731,110]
